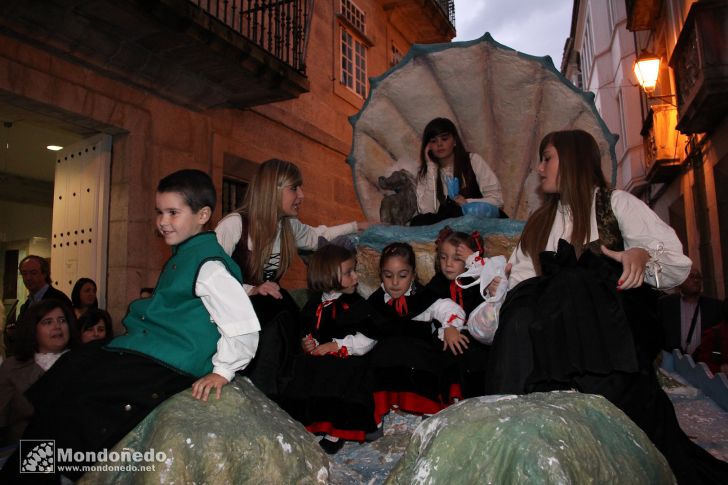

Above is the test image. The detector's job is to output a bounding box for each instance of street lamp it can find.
[633,51,677,106]
[633,52,661,93]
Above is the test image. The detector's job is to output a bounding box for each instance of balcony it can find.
[669,1,728,134]
[381,0,456,43]
[625,0,661,32]
[0,0,312,110]
[641,105,683,184]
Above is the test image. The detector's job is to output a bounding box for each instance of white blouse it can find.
[215,213,358,291]
[315,291,378,356]
[415,153,504,214]
[382,283,466,340]
[508,189,692,289]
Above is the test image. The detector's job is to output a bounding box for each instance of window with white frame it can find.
[341,0,366,34]
[581,15,595,87]
[339,0,367,98]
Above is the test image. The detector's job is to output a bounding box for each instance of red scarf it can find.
[449,280,464,308]
[387,295,408,316]
[314,299,349,330]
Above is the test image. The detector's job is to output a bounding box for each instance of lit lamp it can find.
[633,52,661,93]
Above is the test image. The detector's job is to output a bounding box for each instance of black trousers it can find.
[0,342,193,482]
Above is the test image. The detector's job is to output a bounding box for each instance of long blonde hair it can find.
[238,159,303,284]
[519,130,607,274]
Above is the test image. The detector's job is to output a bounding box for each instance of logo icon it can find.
[20,440,55,473]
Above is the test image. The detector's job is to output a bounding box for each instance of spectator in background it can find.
[77,309,113,344]
[71,278,99,319]
[695,298,728,375]
[0,300,76,449]
[4,256,72,356]
[660,267,723,355]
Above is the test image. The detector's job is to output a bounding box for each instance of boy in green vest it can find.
[1,169,260,482]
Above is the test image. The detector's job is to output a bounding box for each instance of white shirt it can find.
[196,260,261,382]
[508,189,692,289]
[313,291,377,356]
[381,283,466,340]
[34,350,69,371]
[215,213,358,292]
[415,153,504,214]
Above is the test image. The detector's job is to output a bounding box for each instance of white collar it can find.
[34,350,68,371]
[321,291,342,303]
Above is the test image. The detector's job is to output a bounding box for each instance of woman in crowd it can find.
[77,308,113,345]
[0,300,76,448]
[71,277,98,319]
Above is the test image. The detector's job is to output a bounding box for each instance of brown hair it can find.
[418,118,480,204]
[237,159,303,284]
[15,299,77,362]
[379,242,417,273]
[519,130,607,273]
[434,227,483,273]
[307,244,355,292]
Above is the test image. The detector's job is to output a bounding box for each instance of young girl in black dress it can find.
[367,242,466,418]
[426,228,507,397]
[279,243,383,454]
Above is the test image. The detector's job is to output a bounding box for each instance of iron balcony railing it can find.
[190,0,313,74]
[434,0,456,28]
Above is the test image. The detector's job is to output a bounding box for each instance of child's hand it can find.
[311,341,339,356]
[302,335,316,353]
[357,221,372,231]
[192,373,229,401]
[455,243,474,261]
[453,195,467,206]
[443,327,469,355]
[486,276,503,296]
[251,281,282,299]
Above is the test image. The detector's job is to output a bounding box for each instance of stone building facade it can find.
[562,0,728,298]
[0,0,455,327]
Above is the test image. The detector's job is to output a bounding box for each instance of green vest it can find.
[108,232,243,378]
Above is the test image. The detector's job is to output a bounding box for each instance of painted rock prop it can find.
[386,392,675,485]
[355,216,523,297]
[79,377,330,485]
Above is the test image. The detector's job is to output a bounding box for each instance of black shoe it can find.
[319,437,345,454]
[365,427,383,442]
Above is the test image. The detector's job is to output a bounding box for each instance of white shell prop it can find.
[348,33,618,222]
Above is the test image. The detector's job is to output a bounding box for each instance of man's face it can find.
[20,259,47,294]
[680,269,702,297]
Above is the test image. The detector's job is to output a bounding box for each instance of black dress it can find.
[230,216,301,400]
[427,272,491,398]
[367,283,457,416]
[279,292,383,441]
[486,191,728,485]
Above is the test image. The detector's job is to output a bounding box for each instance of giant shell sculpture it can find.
[348,33,617,221]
